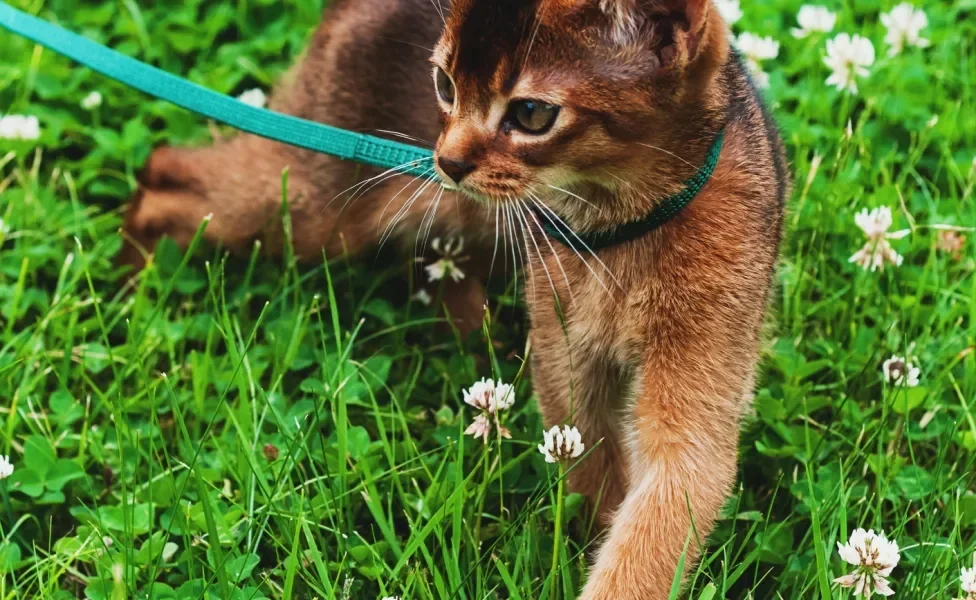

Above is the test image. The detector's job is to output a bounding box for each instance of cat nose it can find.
[437,156,476,185]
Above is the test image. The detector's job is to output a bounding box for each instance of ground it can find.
[0,0,975,598]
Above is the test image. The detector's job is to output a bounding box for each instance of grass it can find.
[1,0,975,598]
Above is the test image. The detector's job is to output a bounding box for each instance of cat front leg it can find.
[120,139,299,268]
[530,329,631,526]
[578,352,745,599]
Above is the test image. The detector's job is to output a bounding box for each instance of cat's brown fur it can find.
[121,0,493,331]
[121,0,788,597]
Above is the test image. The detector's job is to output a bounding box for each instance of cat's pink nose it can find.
[437,156,476,185]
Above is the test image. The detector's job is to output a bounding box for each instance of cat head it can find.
[431,0,728,222]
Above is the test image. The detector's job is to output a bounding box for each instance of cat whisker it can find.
[635,142,709,176]
[405,175,442,238]
[515,199,559,306]
[509,194,535,303]
[601,170,634,194]
[353,164,433,222]
[417,186,444,258]
[330,156,433,207]
[431,189,449,250]
[530,197,619,294]
[500,201,510,285]
[521,9,545,72]
[413,188,438,258]
[604,170,656,196]
[526,194,622,296]
[503,202,521,301]
[393,179,440,255]
[603,170,627,185]
[326,156,434,213]
[500,203,512,296]
[378,195,425,254]
[613,175,690,211]
[366,129,435,147]
[521,198,576,306]
[374,37,435,54]
[489,201,501,281]
[378,171,439,250]
[601,169,674,203]
[544,184,602,213]
[512,200,530,299]
[376,167,436,236]
[428,0,446,24]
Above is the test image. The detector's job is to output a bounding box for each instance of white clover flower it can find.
[237,88,268,109]
[736,32,780,88]
[461,378,515,443]
[0,455,13,479]
[882,355,921,388]
[425,260,465,283]
[425,236,467,283]
[792,5,837,38]
[411,289,433,306]
[464,414,495,443]
[736,33,781,62]
[848,206,909,271]
[824,34,875,94]
[81,91,103,110]
[161,543,179,562]
[881,3,930,57]
[538,425,585,464]
[714,0,743,26]
[834,528,900,597]
[855,206,897,239]
[849,240,903,271]
[463,378,515,414]
[0,114,41,141]
[960,553,976,599]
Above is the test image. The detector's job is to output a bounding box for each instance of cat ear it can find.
[597,0,643,41]
[655,0,711,69]
[597,0,711,67]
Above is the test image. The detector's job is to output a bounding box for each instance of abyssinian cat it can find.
[121,0,789,597]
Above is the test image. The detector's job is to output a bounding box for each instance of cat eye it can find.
[510,100,560,134]
[435,67,455,107]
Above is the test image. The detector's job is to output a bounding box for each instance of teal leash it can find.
[0,1,723,253]
[0,2,435,177]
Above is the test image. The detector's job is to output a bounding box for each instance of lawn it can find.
[1,0,975,598]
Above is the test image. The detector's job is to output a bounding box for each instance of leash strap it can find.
[0,2,435,178]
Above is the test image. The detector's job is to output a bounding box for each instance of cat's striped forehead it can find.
[437,0,621,109]
[441,0,546,99]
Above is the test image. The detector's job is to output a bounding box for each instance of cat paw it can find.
[119,146,212,269]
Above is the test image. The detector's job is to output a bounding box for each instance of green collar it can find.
[537,130,724,253]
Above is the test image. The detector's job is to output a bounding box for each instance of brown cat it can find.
[122,0,788,597]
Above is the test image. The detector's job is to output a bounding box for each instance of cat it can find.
[121,0,789,597]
